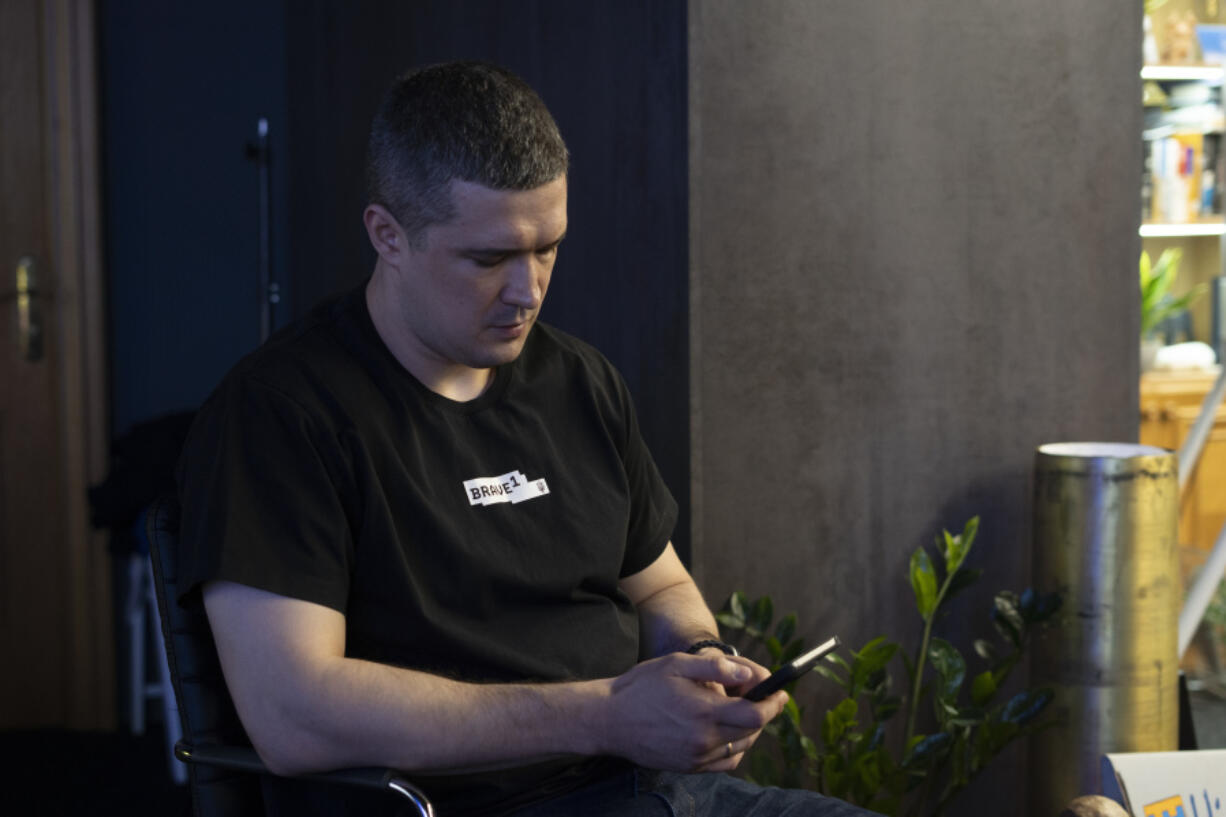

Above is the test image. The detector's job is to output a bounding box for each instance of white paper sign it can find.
[1102,751,1226,817]
[462,470,550,507]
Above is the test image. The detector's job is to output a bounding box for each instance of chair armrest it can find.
[174,740,434,817]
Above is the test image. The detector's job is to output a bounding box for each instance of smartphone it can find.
[741,635,841,702]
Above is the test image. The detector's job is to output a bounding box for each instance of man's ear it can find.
[364,204,407,263]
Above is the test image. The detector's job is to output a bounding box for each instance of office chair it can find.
[145,491,435,817]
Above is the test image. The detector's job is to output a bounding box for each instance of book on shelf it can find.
[1143,131,1225,223]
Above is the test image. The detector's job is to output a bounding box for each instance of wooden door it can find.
[0,0,112,729]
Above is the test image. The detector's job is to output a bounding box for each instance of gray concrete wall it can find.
[689,1,1140,811]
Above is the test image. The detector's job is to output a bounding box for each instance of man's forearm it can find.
[240,646,779,780]
[633,577,723,658]
[251,655,609,776]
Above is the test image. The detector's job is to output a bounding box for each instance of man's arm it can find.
[203,574,786,778]
[620,542,730,660]
[617,542,778,768]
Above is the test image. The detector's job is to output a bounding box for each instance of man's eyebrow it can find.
[463,231,568,255]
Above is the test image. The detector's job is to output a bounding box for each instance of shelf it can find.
[1144,124,1225,139]
[1140,223,1226,237]
[1142,65,1226,83]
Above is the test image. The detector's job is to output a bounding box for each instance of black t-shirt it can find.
[176,283,677,815]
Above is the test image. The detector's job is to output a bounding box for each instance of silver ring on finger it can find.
[725,741,733,758]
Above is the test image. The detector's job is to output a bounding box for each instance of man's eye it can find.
[470,255,504,268]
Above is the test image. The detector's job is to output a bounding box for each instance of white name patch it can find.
[463,470,550,507]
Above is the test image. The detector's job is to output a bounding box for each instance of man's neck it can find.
[365,272,494,403]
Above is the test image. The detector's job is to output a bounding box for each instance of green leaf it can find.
[864,722,886,752]
[904,732,952,769]
[928,637,966,702]
[749,595,774,634]
[719,592,747,629]
[910,548,939,620]
[864,668,890,700]
[874,695,902,722]
[834,696,858,725]
[750,749,777,787]
[852,637,900,693]
[951,734,969,787]
[779,638,805,665]
[800,733,819,761]
[946,704,985,728]
[973,638,997,662]
[993,592,1024,647]
[774,613,797,645]
[822,709,844,748]
[970,669,997,706]
[1019,587,1037,619]
[1021,589,1062,624]
[782,695,802,726]
[823,754,847,799]
[814,664,847,688]
[853,751,882,800]
[765,636,782,663]
[942,531,963,577]
[999,687,1054,726]
[943,567,982,605]
[960,515,980,555]
[1141,247,1206,338]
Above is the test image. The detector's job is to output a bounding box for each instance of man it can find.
[177,61,869,816]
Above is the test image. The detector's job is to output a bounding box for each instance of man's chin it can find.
[473,335,530,368]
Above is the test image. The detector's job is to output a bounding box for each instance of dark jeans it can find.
[505,768,880,817]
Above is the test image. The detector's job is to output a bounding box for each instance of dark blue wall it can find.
[100,0,290,436]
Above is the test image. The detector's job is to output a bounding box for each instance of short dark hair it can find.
[365,61,569,248]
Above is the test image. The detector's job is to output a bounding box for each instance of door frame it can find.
[46,0,112,728]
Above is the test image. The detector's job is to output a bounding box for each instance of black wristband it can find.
[685,639,739,657]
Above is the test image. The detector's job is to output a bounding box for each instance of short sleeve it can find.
[609,369,677,577]
[175,377,355,611]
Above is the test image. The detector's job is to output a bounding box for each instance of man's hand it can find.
[594,651,787,773]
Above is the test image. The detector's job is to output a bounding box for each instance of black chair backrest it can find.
[147,491,266,817]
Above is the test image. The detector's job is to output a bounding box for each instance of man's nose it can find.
[502,256,545,309]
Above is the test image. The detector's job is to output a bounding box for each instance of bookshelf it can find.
[1142,63,1226,348]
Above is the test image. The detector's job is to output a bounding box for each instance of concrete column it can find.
[689,1,1141,811]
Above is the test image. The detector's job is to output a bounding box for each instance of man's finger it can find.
[697,735,752,765]
[672,654,754,687]
[710,688,789,731]
[693,735,755,772]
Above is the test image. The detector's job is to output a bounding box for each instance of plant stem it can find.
[905,568,955,746]
[905,606,936,746]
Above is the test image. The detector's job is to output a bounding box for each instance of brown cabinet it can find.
[1140,370,1226,575]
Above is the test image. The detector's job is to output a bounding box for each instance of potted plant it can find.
[718,518,1060,816]
[1140,248,1204,371]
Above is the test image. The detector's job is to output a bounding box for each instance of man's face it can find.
[391,176,568,376]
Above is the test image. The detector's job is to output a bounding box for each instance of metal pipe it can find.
[248,116,278,343]
[1179,521,1226,657]
[1176,364,1226,493]
[1172,365,1226,659]
[1029,442,1180,816]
